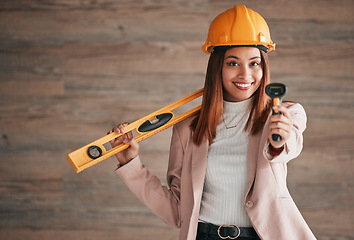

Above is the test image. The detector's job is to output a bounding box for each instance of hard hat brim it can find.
[211,45,270,53]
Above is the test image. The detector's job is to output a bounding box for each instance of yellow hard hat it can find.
[202,5,275,54]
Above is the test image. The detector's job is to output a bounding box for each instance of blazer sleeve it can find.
[115,124,184,228]
[263,102,307,163]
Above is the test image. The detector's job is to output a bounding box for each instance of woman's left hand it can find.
[268,105,293,149]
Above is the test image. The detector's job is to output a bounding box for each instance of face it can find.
[222,47,263,102]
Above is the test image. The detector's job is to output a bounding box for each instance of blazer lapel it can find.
[191,139,209,201]
[245,131,262,196]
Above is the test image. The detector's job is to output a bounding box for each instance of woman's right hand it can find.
[108,123,139,166]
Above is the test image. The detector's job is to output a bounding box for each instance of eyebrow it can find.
[225,55,261,60]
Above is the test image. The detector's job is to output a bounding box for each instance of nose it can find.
[237,66,251,79]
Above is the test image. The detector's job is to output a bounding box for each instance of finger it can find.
[270,127,289,139]
[118,124,125,133]
[270,128,291,140]
[269,114,293,126]
[127,130,133,139]
[121,122,131,134]
[122,130,134,143]
[269,121,292,132]
[113,126,120,134]
[273,105,291,118]
[269,126,291,137]
[113,124,126,134]
[270,118,292,131]
[110,136,122,145]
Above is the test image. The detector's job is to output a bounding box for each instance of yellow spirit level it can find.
[67,88,203,173]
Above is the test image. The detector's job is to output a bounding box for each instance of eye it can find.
[226,61,239,67]
[250,61,260,67]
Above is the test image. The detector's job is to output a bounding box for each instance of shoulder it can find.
[171,116,195,145]
[173,116,194,135]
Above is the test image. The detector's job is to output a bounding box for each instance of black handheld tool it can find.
[265,83,287,142]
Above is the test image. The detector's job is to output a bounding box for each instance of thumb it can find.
[128,138,139,151]
[125,138,139,161]
[123,134,139,150]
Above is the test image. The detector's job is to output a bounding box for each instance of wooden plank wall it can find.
[0,0,353,239]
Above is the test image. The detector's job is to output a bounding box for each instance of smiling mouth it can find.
[233,82,253,90]
[235,82,252,87]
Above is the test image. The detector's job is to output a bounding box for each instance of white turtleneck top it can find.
[199,97,252,227]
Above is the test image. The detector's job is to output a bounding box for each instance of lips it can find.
[233,82,253,90]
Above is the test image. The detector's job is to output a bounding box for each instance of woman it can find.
[109,5,317,240]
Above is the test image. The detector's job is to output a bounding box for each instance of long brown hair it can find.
[190,48,271,145]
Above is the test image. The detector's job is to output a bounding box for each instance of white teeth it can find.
[234,83,252,87]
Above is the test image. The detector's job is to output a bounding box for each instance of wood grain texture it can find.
[0,0,353,239]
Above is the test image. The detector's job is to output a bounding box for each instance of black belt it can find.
[198,222,260,239]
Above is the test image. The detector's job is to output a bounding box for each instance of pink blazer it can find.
[116,102,317,240]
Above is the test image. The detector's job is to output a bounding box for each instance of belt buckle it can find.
[217,224,240,239]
